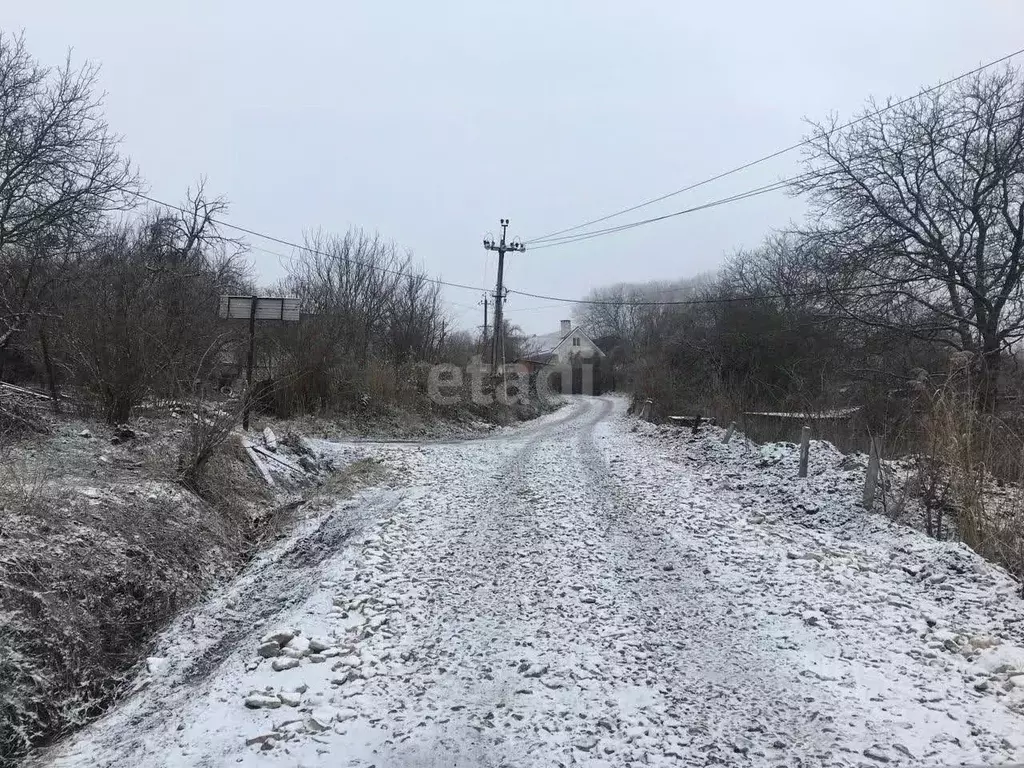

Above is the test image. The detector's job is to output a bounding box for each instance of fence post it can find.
[798,425,811,478]
[639,398,653,421]
[863,437,881,509]
[723,421,736,444]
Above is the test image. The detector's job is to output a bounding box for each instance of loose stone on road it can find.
[42,397,1024,767]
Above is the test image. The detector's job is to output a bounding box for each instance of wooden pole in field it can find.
[242,296,259,431]
[863,437,881,508]
[723,421,736,444]
[639,398,653,421]
[798,425,811,478]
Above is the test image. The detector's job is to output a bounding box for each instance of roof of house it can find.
[520,326,606,361]
[524,329,571,357]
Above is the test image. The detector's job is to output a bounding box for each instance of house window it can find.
[572,337,580,346]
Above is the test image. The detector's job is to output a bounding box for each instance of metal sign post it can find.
[219,295,300,430]
[244,296,258,430]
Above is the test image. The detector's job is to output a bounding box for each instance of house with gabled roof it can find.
[519,320,606,369]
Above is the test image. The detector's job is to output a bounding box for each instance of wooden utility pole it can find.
[483,219,525,375]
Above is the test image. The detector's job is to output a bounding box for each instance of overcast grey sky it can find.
[7,1,1024,334]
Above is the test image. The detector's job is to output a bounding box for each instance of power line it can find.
[502,302,577,312]
[507,283,861,308]
[524,45,1024,245]
[127,190,490,294]
[507,266,1009,308]
[523,102,1024,253]
[526,175,804,251]
[445,299,485,310]
[518,103,1024,253]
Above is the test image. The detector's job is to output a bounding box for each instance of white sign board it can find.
[219,296,300,322]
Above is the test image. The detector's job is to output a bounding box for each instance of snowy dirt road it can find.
[42,396,1024,767]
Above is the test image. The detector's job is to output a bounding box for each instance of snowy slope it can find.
[37,397,1024,767]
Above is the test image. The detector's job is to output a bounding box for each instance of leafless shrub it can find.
[904,358,1024,577]
[0,399,49,440]
[271,229,452,416]
[58,185,249,424]
[176,338,245,495]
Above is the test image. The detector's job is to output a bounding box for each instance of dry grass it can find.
[271,359,423,418]
[0,422,269,766]
[363,360,403,406]
[910,361,1024,580]
[317,457,387,499]
[272,357,555,427]
[0,408,45,440]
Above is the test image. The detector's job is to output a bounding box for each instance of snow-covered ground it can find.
[38,396,1024,767]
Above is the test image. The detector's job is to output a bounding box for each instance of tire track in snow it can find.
[323,396,841,765]
[39,397,1024,767]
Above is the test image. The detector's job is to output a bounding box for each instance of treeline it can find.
[0,32,469,435]
[581,66,1024,422]
[578,235,973,435]
[578,66,1024,569]
[268,228,478,415]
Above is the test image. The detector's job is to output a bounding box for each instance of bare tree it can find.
[438,330,477,366]
[388,269,443,363]
[795,68,1024,410]
[275,229,451,414]
[61,187,247,424]
[0,32,138,353]
[285,229,406,362]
